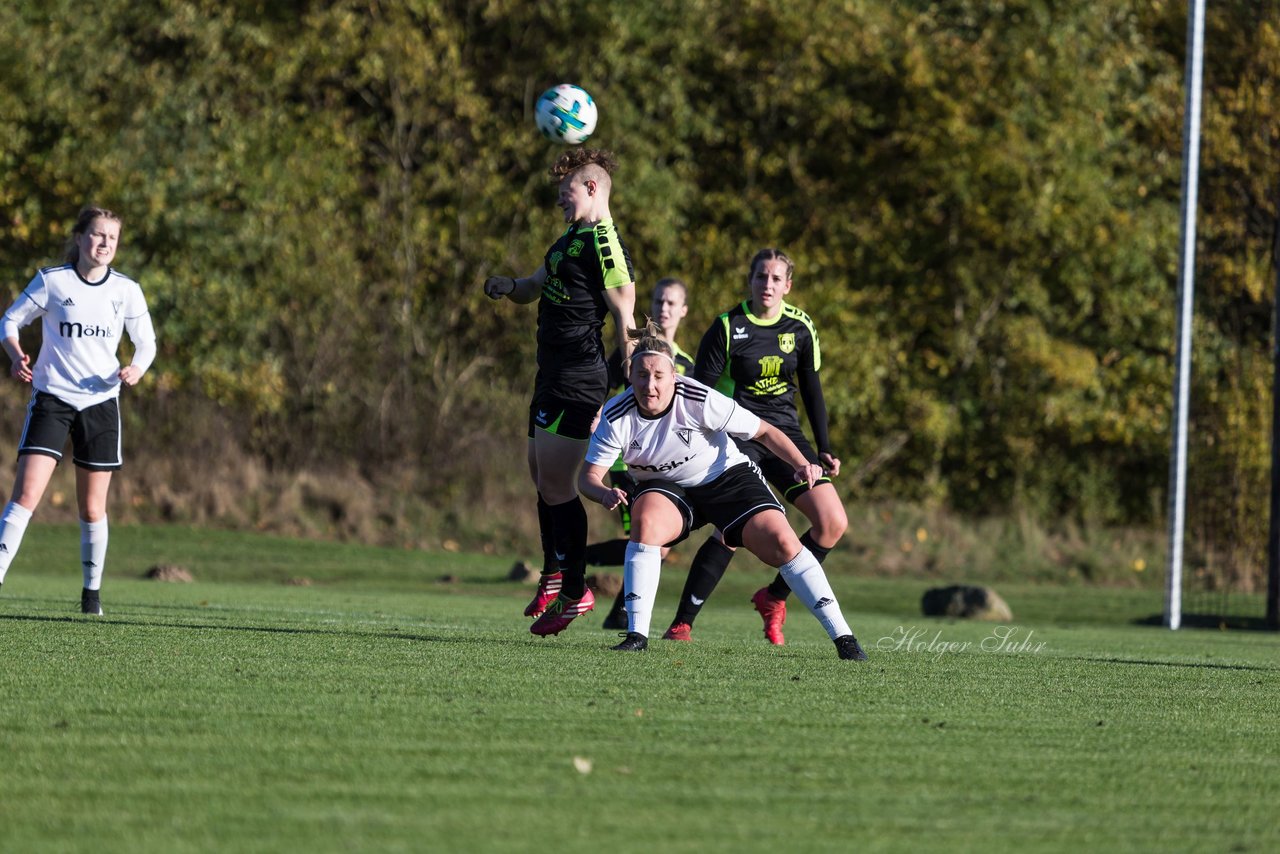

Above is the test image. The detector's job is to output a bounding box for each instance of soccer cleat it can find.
[662,622,693,642]
[751,587,787,645]
[834,634,868,661]
[80,589,103,616]
[523,570,563,618]
[529,589,595,637]
[611,632,648,652]
[601,608,627,630]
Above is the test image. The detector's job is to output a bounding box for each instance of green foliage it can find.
[0,0,1276,546]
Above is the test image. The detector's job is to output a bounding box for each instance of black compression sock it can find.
[673,537,736,626]
[584,538,628,567]
[548,497,589,600]
[536,494,558,573]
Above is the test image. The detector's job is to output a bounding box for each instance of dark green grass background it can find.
[1,525,1277,853]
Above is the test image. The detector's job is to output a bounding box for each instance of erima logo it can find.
[536,410,549,424]
[554,551,566,562]
[690,595,704,606]
[732,325,748,340]
[59,321,114,339]
[675,428,693,447]
[62,297,75,306]
[624,592,641,601]
[83,561,97,569]
[815,597,834,609]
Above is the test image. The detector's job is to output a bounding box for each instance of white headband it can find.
[631,349,677,368]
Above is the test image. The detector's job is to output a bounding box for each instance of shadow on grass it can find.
[1134,613,1277,632]
[0,611,467,646]
[1065,655,1277,672]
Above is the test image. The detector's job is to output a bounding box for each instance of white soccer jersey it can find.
[2,265,157,410]
[586,376,763,487]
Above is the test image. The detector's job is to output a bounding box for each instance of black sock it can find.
[800,528,833,563]
[584,538,628,567]
[536,494,558,575]
[673,537,736,626]
[548,497,589,599]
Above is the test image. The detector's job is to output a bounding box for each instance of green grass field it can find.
[1,525,1277,853]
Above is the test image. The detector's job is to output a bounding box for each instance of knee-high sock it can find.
[0,502,33,585]
[777,547,851,640]
[548,496,589,599]
[673,536,736,626]
[536,494,559,574]
[624,542,664,638]
[81,517,108,591]
[767,530,833,600]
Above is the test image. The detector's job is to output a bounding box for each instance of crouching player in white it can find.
[578,321,866,659]
[0,207,156,615]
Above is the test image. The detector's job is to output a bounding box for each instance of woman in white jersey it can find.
[579,322,866,659]
[0,207,156,615]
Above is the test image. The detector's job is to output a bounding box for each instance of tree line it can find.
[0,0,1276,559]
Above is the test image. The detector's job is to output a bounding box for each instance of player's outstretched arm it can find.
[579,462,628,511]
[753,421,823,489]
[483,267,546,304]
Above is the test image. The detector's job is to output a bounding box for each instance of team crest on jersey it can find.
[675,428,693,447]
[777,333,796,354]
[548,251,564,274]
[112,300,123,316]
[567,239,584,257]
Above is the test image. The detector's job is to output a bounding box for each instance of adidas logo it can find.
[815,597,834,609]
[624,592,641,601]
[62,297,76,307]
[0,543,7,552]
[629,440,642,450]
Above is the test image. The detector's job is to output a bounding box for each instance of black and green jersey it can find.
[536,217,634,371]
[693,300,831,452]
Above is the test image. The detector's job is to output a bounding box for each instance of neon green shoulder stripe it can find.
[783,302,821,372]
[592,218,632,289]
[714,312,735,396]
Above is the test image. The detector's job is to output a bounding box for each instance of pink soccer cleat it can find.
[751,587,787,645]
[523,571,563,618]
[662,622,693,642]
[530,589,596,637]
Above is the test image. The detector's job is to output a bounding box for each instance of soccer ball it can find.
[535,84,598,145]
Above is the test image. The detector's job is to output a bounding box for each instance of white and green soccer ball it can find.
[535,84,598,145]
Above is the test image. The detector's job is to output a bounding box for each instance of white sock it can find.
[623,542,664,638]
[80,516,108,591]
[778,547,852,640]
[0,502,33,584]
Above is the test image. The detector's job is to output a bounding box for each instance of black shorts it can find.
[527,364,609,441]
[18,391,123,471]
[632,461,784,549]
[737,424,832,503]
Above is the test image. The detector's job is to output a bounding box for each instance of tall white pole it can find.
[1165,0,1207,631]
